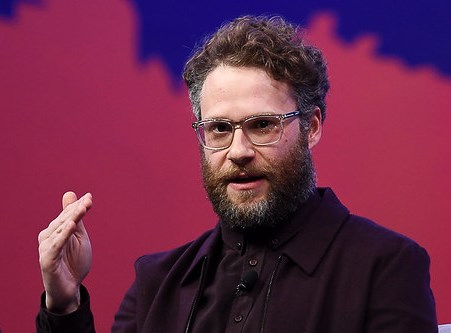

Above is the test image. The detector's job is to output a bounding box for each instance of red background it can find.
[0,1,450,332]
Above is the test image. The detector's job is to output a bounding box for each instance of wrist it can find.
[45,288,81,314]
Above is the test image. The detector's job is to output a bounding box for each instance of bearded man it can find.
[37,15,437,333]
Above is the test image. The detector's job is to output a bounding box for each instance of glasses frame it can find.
[192,111,301,150]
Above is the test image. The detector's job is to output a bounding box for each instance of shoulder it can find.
[319,193,437,329]
[346,214,430,264]
[347,211,426,250]
[319,188,430,263]
[344,214,417,246]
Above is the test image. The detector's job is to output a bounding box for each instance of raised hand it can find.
[38,192,93,314]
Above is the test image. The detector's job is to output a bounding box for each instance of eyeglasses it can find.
[192,111,301,150]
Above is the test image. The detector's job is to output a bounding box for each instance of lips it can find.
[230,175,264,184]
[226,172,268,192]
[227,170,265,182]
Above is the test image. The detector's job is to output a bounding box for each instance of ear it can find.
[308,107,322,149]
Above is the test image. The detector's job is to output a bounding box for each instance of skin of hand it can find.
[38,192,93,314]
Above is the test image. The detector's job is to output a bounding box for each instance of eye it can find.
[247,117,278,132]
[256,119,271,129]
[204,121,232,134]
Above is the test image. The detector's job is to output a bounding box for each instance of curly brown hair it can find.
[183,15,330,122]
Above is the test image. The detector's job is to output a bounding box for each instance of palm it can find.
[53,223,91,294]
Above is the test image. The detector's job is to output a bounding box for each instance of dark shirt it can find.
[193,192,321,331]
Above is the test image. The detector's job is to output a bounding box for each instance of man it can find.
[36,15,437,332]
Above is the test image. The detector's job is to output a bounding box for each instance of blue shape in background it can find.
[131,0,451,78]
[0,0,40,18]
[2,0,450,78]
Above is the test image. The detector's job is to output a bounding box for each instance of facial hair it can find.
[201,132,316,231]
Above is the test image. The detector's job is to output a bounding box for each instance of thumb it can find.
[62,191,78,209]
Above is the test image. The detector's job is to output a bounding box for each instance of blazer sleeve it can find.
[35,285,96,333]
[365,241,437,333]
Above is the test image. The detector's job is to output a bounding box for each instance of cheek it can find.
[277,136,298,154]
[203,150,225,169]
[282,123,300,140]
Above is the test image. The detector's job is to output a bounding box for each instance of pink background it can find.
[1,1,450,332]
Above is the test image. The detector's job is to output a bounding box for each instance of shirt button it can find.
[234,315,243,323]
[248,259,258,267]
[237,242,242,250]
[271,238,280,248]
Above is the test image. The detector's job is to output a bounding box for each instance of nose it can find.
[227,129,255,166]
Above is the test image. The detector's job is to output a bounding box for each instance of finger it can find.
[39,194,93,243]
[62,191,78,209]
[42,198,92,251]
[73,220,90,242]
[55,193,92,230]
[39,220,79,263]
[38,204,86,244]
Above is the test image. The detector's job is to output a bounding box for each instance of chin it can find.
[228,191,267,206]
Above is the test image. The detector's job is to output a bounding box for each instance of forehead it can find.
[200,65,296,120]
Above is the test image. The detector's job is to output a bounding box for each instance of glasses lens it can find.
[199,121,233,148]
[244,116,282,145]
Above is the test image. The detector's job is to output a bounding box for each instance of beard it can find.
[201,132,316,231]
